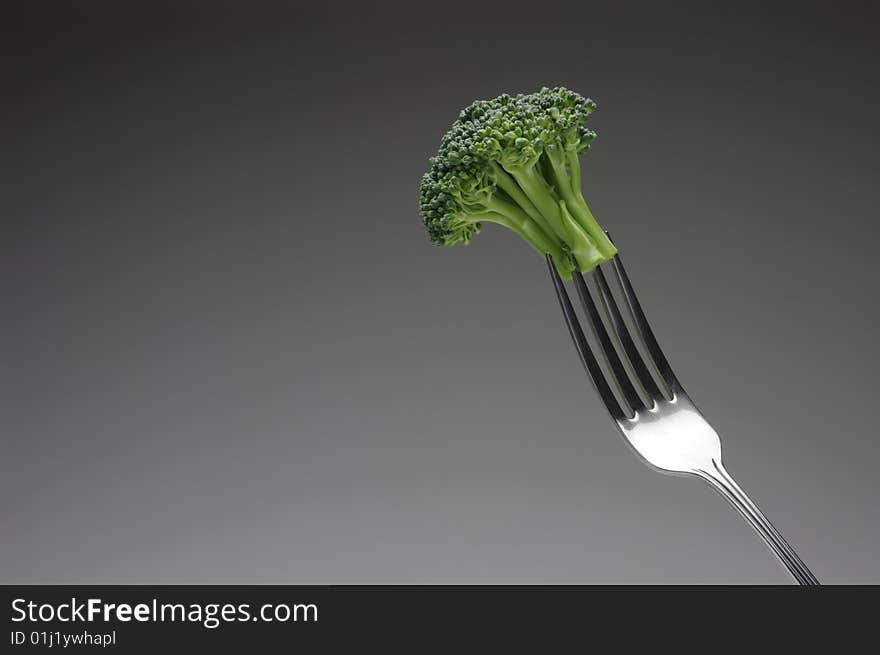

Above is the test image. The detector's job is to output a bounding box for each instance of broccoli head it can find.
[418,87,616,279]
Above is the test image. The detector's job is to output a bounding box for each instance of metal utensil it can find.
[546,246,819,585]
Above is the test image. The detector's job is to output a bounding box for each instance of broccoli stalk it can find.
[419,87,617,279]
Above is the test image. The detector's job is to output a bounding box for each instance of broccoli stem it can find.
[479,201,572,275]
[502,162,569,242]
[566,150,582,197]
[558,200,604,270]
[545,149,579,209]
[489,162,557,241]
[570,196,617,261]
[548,151,617,268]
[491,150,617,276]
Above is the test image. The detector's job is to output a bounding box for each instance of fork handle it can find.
[696,459,820,585]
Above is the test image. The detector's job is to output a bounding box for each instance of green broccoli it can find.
[419,87,616,279]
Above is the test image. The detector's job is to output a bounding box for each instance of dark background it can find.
[2,1,878,583]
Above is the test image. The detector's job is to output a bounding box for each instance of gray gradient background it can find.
[2,2,879,583]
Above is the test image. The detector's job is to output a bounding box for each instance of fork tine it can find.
[571,271,646,413]
[546,255,627,421]
[610,251,680,394]
[593,266,666,403]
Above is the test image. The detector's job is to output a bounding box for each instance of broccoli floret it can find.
[418,87,617,279]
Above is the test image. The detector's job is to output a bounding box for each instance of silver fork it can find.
[546,247,819,585]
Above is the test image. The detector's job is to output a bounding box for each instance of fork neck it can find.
[694,459,820,586]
